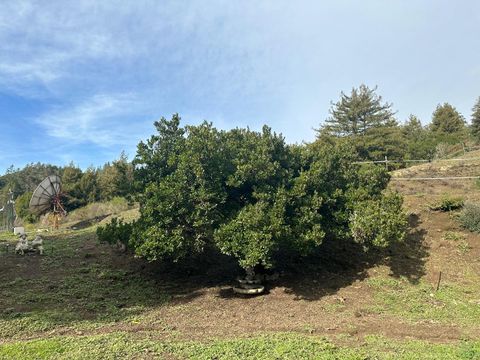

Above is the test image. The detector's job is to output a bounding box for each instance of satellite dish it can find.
[29,175,66,228]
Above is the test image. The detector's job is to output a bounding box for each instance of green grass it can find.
[366,276,480,326]
[2,225,480,358]
[65,197,132,223]
[1,332,479,360]
[458,241,472,254]
[0,230,170,339]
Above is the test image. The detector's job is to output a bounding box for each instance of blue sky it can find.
[1,1,479,172]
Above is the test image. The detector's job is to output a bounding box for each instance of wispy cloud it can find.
[0,1,294,101]
[1,0,480,172]
[35,93,150,146]
[0,1,144,96]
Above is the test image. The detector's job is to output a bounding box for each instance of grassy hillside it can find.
[1,155,480,359]
[390,149,480,202]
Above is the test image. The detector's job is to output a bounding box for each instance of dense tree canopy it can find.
[471,97,480,142]
[318,86,473,162]
[62,163,85,210]
[101,115,407,272]
[430,103,465,134]
[0,163,60,201]
[401,115,437,160]
[0,155,135,214]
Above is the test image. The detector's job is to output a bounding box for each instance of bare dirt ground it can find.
[131,208,480,345]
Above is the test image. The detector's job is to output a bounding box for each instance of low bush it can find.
[428,195,464,212]
[442,231,464,242]
[97,217,133,249]
[434,143,450,159]
[459,202,480,233]
[350,192,408,248]
[457,240,471,254]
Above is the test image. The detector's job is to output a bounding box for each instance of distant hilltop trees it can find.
[319,84,476,162]
[0,153,134,222]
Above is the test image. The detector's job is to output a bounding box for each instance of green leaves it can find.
[349,192,407,248]
[97,217,133,248]
[215,201,280,269]
[323,84,395,138]
[431,103,465,134]
[471,97,480,142]
[117,115,407,270]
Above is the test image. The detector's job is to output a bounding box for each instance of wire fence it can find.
[354,156,480,181]
[353,157,480,165]
[391,176,480,181]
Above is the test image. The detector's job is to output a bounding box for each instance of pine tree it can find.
[322,84,395,137]
[97,163,118,200]
[79,167,99,203]
[112,151,134,198]
[62,163,85,210]
[320,85,401,160]
[402,115,437,160]
[403,115,423,140]
[430,103,465,134]
[471,97,480,141]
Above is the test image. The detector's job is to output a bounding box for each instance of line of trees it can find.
[0,153,134,222]
[319,84,480,162]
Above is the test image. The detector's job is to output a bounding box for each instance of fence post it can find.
[385,155,388,171]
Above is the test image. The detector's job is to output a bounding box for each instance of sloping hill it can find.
[390,150,480,206]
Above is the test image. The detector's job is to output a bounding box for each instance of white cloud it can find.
[1,0,480,148]
[0,1,144,95]
[35,93,150,146]
[0,1,294,100]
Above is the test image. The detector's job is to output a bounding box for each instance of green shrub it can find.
[214,201,280,269]
[459,202,480,233]
[350,192,408,248]
[125,116,408,270]
[428,195,464,212]
[14,191,38,223]
[97,217,133,248]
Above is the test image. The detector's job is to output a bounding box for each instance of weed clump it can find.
[428,195,464,212]
[442,231,464,242]
[459,202,480,233]
[457,241,471,254]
